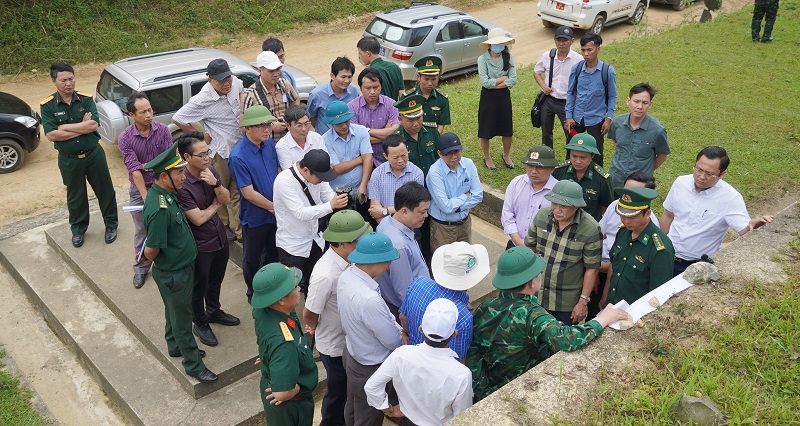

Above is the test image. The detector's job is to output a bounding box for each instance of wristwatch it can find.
[212,179,222,188]
[580,294,591,302]
[382,208,389,217]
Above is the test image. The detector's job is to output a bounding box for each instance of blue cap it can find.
[347,232,400,264]
[322,101,355,125]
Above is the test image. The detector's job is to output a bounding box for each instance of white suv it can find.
[537,0,648,34]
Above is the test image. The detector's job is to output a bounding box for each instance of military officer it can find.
[393,94,439,177]
[400,56,451,134]
[600,187,674,308]
[553,133,613,222]
[41,62,118,248]
[252,263,318,426]
[141,144,218,383]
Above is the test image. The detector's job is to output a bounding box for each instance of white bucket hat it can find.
[432,242,490,291]
[480,28,515,49]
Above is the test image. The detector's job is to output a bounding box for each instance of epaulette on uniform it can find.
[402,87,417,97]
[76,91,94,98]
[435,88,448,98]
[158,194,168,209]
[556,159,571,168]
[40,95,54,105]
[279,322,294,342]
[653,233,666,251]
[592,163,610,179]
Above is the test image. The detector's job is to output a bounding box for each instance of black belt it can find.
[58,146,96,159]
[431,216,468,226]
[674,256,699,264]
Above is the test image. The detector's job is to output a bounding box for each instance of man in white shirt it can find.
[660,146,773,276]
[273,149,348,294]
[365,298,473,426]
[338,232,402,426]
[173,58,245,241]
[275,105,327,171]
[533,26,583,150]
[304,210,371,426]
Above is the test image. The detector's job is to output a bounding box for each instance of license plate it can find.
[556,2,565,10]
[379,47,386,57]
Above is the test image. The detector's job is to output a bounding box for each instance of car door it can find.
[434,21,466,71]
[460,19,489,70]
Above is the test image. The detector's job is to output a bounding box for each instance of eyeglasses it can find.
[693,165,721,178]
[293,121,313,129]
[191,150,214,160]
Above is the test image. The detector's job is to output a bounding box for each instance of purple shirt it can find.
[177,165,227,253]
[501,174,557,242]
[117,121,172,186]
[348,95,400,167]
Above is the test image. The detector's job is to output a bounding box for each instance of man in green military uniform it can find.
[400,56,451,135]
[600,187,674,308]
[41,62,118,248]
[467,247,628,402]
[141,144,218,383]
[394,94,439,177]
[553,133,613,221]
[253,263,318,426]
[357,36,405,100]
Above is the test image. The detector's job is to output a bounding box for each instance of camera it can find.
[334,187,367,211]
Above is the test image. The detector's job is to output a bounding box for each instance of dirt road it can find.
[0,0,750,228]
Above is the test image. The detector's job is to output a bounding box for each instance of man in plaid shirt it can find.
[524,180,602,325]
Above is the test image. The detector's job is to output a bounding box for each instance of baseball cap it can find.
[554,26,574,40]
[206,59,233,81]
[300,149,337,182]
[432,242,490,291]
[437,132,463,156]
[420,299,459,343]
[256,51,283,70]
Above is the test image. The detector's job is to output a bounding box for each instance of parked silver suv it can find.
[94,48,318,144]
[363,2,511,81]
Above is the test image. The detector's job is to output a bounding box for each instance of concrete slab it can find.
[44,212,257,399]
[0,227,265,425]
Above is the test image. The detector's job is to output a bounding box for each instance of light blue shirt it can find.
[281,69,297,90]
[307,82,361,135]
[426,158,483,221]
[337,265,403,365]
[324,123,372,190]
[375,216,431,308]
[565,59,617,127]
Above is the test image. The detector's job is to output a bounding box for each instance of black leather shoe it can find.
[133,273,146,289]
[169,349,206,358]
[761,37,773,43]
[207,310,241,326]
[193,323,218,346]
[104,227,117,244]
[191,368,218,383]
[72,234,84,248]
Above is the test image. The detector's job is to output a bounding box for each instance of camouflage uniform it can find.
[466,292,603,402]
[751,0,780,42]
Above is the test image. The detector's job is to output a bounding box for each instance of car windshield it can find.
[97,71,134,111]
[366,18,432,47]
[0,93,32,115]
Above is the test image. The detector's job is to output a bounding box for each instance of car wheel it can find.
[673,0,689,11]
[629,2,646,24]
[0,138,26,173]
[542,19,554,28]
[589,15,605,34]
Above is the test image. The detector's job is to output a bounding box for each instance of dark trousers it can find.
[752,0,779,39]
[152,263,205,375]
[278,243,323,295]
[193,243,229,324]
[547,309,575,326]
[570,119,605,167]
[242,223,278,299]
[319,353,347,426]
[588,271,607,319]
[57,145,118,236]
[541,96,570,151]
[343,350,394,426]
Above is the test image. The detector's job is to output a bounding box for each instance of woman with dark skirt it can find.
[477,28,517,170]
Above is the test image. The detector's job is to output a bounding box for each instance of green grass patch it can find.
[0,0,407,74]
[441,0,800,207]
[0,350,49,426]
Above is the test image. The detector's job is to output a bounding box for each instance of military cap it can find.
[251,263,301,309]
[522,145,559,167]
[493,247,546,290]
[615,187,659,217]
[565,132,600,155]
[347,232,400,264]
[143,142,186,174]
[241,105,276,127]
[414,56,442,75]
[322,210,372,243]
[394,95,425,118]
[545,180,587,207]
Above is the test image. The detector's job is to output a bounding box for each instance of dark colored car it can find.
[0,92,41,173]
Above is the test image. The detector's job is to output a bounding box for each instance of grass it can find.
[0,0,408,74]
[0,350,48,426]
[440,0,800,211]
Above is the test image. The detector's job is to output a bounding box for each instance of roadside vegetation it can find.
[0,350,48,425]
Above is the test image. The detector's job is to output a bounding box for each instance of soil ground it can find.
[0,1,759,424]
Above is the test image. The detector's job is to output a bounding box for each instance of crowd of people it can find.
[40,26,775,425]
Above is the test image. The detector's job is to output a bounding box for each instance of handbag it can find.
[530,48,557,128]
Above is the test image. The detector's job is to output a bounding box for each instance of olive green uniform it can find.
[606,221,674,305]
[369,57,405,101]
[395,125,439,177]
[553,161,613,222]
[40,91,117,237]
[143,184,205,375]
[401,85,451,131]
[254,308,318,425]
